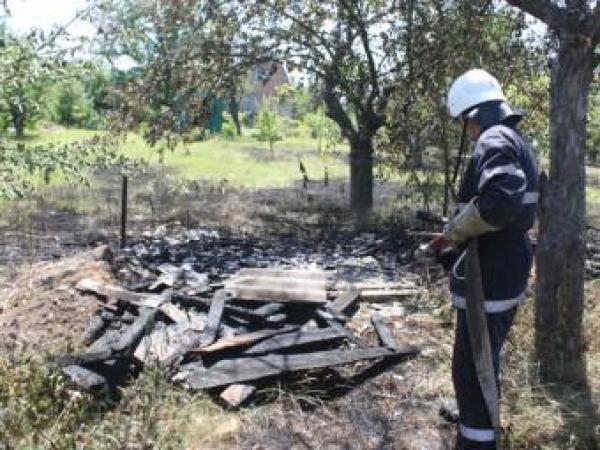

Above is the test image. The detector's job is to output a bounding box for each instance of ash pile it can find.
[57,226,424,407]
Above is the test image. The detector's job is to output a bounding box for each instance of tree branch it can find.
[505,0,566,29]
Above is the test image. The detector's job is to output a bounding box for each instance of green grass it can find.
[121,133,349,188]
[10,126,349,189]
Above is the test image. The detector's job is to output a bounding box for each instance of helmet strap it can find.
[451,120,468,196]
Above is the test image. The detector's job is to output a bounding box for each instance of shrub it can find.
[253,106,283,155]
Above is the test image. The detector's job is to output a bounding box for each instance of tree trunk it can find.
[11,106,25,140]
[349,135,374,213]
[229,89,242,136]
[535,32,595,384]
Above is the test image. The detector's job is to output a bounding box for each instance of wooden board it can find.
[327,290,360,315]
[112,307,157,353]
[253,302,285,317]
[236,268,333,280]
[196,326,298,353]
[335,281,417,291]
[226,276,332,291]
[134,323,191,363]
[244,328,346,355]
[346,289,420,300]
[159,302,190,324]
[56,349,114,366]
[371,313,399,350]
[226,285,328,303]
[180,345,420,390]
[220,384,255,408]
[75,278,168,308]
[198,290,227,347]
[83,315,107,345]
[63,365,107,391]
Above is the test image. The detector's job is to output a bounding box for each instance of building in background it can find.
[240,61,292,117]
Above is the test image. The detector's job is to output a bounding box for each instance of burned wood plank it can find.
[134,323,192,363]
[198,290,228,347]
[88,327,122,353]
[112,307,157,354]
[83,314,107,345]
[236,268,333,280]
[196,326,298,353]
[226,276,333,291]
[314,309,362,347]
[179,345,420,390]
[226,285,328,303]
[335,281,417,291]
[344,289,420,300]
[317,308,351,323]
[56,349,114,367]
[149,266,183,291]
[371,313,399,350]
[159,302,189,324]
[244,328,346,355]
[220,384,255,408]
[160,329,204,367]
[76,278,147,303]
[253,302,286,317]
[63,365,107,391]
[75,278,168,308]
[327,290,360,316]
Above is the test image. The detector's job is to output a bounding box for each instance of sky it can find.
[4,0,547,69]
[5,0,96,37]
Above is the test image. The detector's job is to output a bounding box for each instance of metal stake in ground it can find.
[120,174,128,248]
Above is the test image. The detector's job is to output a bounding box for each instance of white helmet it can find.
[447,69,506,118]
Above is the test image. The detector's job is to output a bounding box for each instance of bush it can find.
[281,118,302,138]
[303,108,341,153]
[220,112,238,140]
[48,80,100,129]
[253,106,283,154]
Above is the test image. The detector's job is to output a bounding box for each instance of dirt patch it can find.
[0,246,114,354]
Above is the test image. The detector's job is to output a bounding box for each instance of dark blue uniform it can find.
[450,124,539,448]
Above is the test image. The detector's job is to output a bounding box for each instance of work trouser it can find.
[452,307,517,450]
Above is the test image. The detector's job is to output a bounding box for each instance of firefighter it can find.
[439,69,539,449]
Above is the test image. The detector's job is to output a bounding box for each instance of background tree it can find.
[254,105,283,155]
[382,0,546,214]
[587,83,600,165]
[92,0,267,145]
[303,106,341,154]
[506,0,599,383]
[243,0,415,213]
[0,27,52,138]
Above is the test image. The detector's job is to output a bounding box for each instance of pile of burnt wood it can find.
[56,228,422,407]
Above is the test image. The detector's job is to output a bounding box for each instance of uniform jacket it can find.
[450,124,539,313]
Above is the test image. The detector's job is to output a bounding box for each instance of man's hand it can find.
[415,234,452,261]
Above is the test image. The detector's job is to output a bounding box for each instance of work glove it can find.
[436,247,461,272]
[443,198,499,244]
[414,234,451,262]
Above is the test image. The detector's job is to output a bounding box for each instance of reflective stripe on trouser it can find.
[452,307,517,449]
[452,292,525,313]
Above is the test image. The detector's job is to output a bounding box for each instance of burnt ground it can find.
[0,172,462,449]
[0,173,598,449]
[237,300,457,450]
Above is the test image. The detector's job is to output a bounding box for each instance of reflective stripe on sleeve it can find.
[522,191,539,204]
[478,163,525,190]
[452,291,525,313]
[459,424,495,442]
[457,191,537,211]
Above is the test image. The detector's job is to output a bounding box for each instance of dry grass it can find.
[500,279,600,449]
[0,246,114,354]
